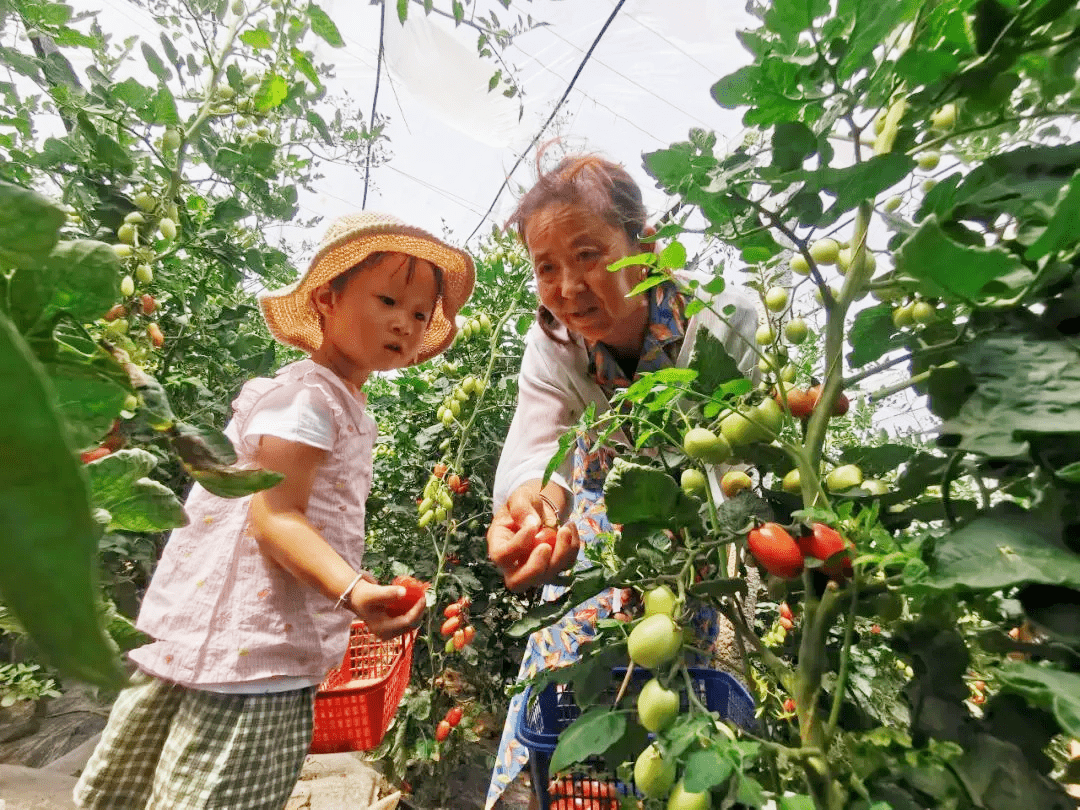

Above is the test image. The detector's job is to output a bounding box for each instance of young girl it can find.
[74,212,475,810]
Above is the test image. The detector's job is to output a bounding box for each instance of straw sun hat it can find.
[260,212,475,364]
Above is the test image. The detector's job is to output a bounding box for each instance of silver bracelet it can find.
[538,492,560,528]
[334,572,366,611]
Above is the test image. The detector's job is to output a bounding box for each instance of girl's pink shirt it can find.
[129,359,375,688]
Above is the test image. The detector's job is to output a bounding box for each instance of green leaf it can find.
[604,459,681,527]
[240,29,273,49]
[187,465,283,499]
[397,0,408,23]
[838,443,916,477]
[86,449,188,532]
[9,239,121,331]
[940,332,1080,457]
[847,303,906,368]
[895,215,1024,300]
[995,662,1080,739]
[799,154,916,225]
[764,0,830,44]
[657,241,687,271]
[110,77,153,109]
[1055,461,1080,483]
[0,181,66,270]
[0,312,125,688]
[549,706,627,773]
[683,747,734,792]
[771,121,817,172]
[1025,172,1080,260]
[140,42,170,81]
[688,327,746,398]
[291,48,321,88]
[924,504,1080,591]
[93,133,134,174]
[307,3,344,46]
[44,354,128,449]
[836,0,922,80]
[254,74,288,112]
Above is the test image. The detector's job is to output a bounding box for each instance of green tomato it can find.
[764,287,789,313]
[719,410,760,447]
[418,510,435,529]
[921,178,938,194]
[789,253,811,275]
[931,103,957,130]
[781,468,801,494]
[122,394,139,412]
[113,244,134,259]
[667,780,711,810]
[680,468,707,496]
[637,678,680,733]
[643,585,678,618]
[809,238,840,265]
[133,191,156,212]
[826,464,864,492]
[479,313,492,332]
[912,301,936,324]
[120,275,135,297]
[917,151,941,171]
[784,318,808,345]
[627,614,681,669]
[682,427,732,464]
[883,195,903,212]
[634,744,676,799]
[780,363,797,383]
[117,223,137,245]
[136,263,154,284]
[124,211,146,225]
[754,396,784,437]
[861,478,889,495]
[755,324,775,345]
[162,128,182,151]
[836,247,851,275]
[892,302,915,329]
[158,217,177,241]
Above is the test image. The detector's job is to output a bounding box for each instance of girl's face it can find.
[524,202,651,355]
[313,253,437,386]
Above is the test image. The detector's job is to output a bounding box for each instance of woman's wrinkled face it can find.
[524,202,650,352]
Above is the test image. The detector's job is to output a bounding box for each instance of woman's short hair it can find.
[508,152,648,344]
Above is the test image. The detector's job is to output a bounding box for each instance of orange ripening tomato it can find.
[80,446,112,463]
[535,527,557,549]
[808,384,850,417]
[440,615,462,637]
[453,628,466,650]
[445,706,463,727]
[796,523,853,580]
[384,575,428,616]
[783,698,796,713]
[747,523,804,579]
[435,720,451,742]
[775,387,814,420]
[779,602,794,622]
[433,462,448,478]
[147,322,165,348]
[462,625,476,645]
[778,616,794,631]
[443,602,463,619]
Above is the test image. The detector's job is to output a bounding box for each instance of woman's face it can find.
[524,202,651,353]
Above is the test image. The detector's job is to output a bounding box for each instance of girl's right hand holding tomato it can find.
[487,485,580,592]
[349,577,426,640]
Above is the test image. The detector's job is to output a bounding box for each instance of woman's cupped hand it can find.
[487,488,580,592]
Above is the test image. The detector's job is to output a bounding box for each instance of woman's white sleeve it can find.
[492,336,581,510]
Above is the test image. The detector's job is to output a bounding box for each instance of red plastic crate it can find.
[310,621,417,753]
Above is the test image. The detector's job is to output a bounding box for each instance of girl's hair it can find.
[507,152,648,344]
[318,251,446,329]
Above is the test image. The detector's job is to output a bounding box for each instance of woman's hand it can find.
[487,486,580,592]
[349,578,425,640]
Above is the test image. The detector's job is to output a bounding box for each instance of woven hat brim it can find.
[259,228,475,364]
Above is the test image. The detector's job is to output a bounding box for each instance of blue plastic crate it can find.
[515,668,754,810]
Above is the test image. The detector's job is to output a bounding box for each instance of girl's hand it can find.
[349,580,425,640]
[487,487,580,592]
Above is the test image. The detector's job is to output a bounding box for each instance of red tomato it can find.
[440,615,462,637]
[435,720,451,741]
[384,575,428,617]
[747,523,804,579]
[80,446,112,463]
[447,473,462,492]
[796,523,853,580]
[808,384,850,417]
[775,386,814,419]
[535,527,557,549]
[103,304,127,321]
[141,294,156,315]
[462,625,476,645]
[453,628,466,650]
[778,616,794,631]
[445,706,463,727]
[779,602,794,622]
[783,698,796,713]
[443,602,463,619]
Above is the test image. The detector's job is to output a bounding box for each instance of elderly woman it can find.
[484,154,759,809]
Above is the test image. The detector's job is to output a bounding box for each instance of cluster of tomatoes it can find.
[435,374,485,428]
[434,704,464,742]
[417,463,469,529]
[440,596,476,653]
[747,522,854,581]
[546,777,619,810]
